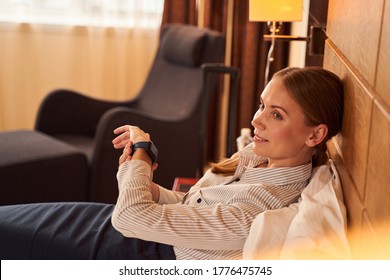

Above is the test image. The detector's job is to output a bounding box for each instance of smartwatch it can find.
[130,141,158,163]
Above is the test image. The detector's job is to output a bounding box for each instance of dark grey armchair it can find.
[35,23,226,204]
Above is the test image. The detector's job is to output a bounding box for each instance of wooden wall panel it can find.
[324,0,390,259]
[327,0,383,85]
[376,0,390,108]
[327,139,364,231]
[338,76,372,199]
[324,42,366,244]
[324,41,373,200]
[365,101,390,225]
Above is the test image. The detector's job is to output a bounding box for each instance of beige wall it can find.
[324,0,390,258]
[0,23,159,131]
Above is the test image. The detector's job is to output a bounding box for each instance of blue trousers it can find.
[0,202,175,260]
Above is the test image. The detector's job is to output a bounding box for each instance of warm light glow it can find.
[246,222,390,260]
[249,0,303,22]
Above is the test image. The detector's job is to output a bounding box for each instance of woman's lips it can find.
[253,135,269,142]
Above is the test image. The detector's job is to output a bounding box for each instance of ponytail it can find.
[210,154,239,176]
[312,142,329,167]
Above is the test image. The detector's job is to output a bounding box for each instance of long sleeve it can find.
[111,160,308,252]
[157,185,185,204]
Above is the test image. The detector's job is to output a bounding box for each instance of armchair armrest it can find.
[35,89,135,136]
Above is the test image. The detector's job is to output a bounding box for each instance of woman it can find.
[110,66,344,260]
[0,66,343,260]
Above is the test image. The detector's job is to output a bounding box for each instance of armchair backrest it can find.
[132,23,225,121]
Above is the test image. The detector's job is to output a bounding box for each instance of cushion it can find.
[160,25,207,66]
[243,159,351,259]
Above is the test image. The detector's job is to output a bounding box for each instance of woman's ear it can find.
[306,124,328,147]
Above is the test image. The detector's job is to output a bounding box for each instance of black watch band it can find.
[130,141,158,163]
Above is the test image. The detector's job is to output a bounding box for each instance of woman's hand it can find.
[113,125,151,149]
[114,125,158,172]
[118,141,133,166]
[114,125,152,165]
[116,130,160,202]
[117,140,159,172]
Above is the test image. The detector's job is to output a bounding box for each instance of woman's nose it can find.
[251,110,265,130]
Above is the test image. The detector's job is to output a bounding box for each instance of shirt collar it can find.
[244,162,312,185]
[234,143,312,185]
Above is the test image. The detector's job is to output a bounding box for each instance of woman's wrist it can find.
[131,148,153,166]
[150,182,160,202]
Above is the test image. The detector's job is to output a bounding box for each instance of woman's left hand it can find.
[118,140,159,168]
[115,125,160,201]
[118,141,133,166]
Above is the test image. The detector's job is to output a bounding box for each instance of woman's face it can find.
[251,77,315,167]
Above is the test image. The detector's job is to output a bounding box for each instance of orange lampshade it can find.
[249,0,303,22]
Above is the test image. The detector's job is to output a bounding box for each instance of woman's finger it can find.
[119,142,132,166]
[128,126,150,143]
[112,131,130,149]
[113,125,151,149]
[113,125,130,148]
[113,125,130,135]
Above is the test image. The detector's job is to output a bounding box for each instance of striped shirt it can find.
[111,144,312,260]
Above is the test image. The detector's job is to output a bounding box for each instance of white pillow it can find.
[243,160,351,259]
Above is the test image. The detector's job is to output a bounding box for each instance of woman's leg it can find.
[0,202,175,260]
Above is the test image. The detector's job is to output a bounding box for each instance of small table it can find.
[172,177,199,193]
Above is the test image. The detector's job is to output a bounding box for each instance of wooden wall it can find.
[324,0,390,258]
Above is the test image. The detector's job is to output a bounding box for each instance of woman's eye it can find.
[259,103,265,111]
[272,111,283,120]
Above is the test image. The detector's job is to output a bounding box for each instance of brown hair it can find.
[211,66,344,175]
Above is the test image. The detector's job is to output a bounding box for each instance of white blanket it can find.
[243,160,351,259]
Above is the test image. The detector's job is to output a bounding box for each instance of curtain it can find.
[161,0,197,25]
[0,0,163,28]
[0,0,164,131]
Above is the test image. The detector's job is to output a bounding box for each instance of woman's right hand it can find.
[113,125,151,149]
[114,125,156,167]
